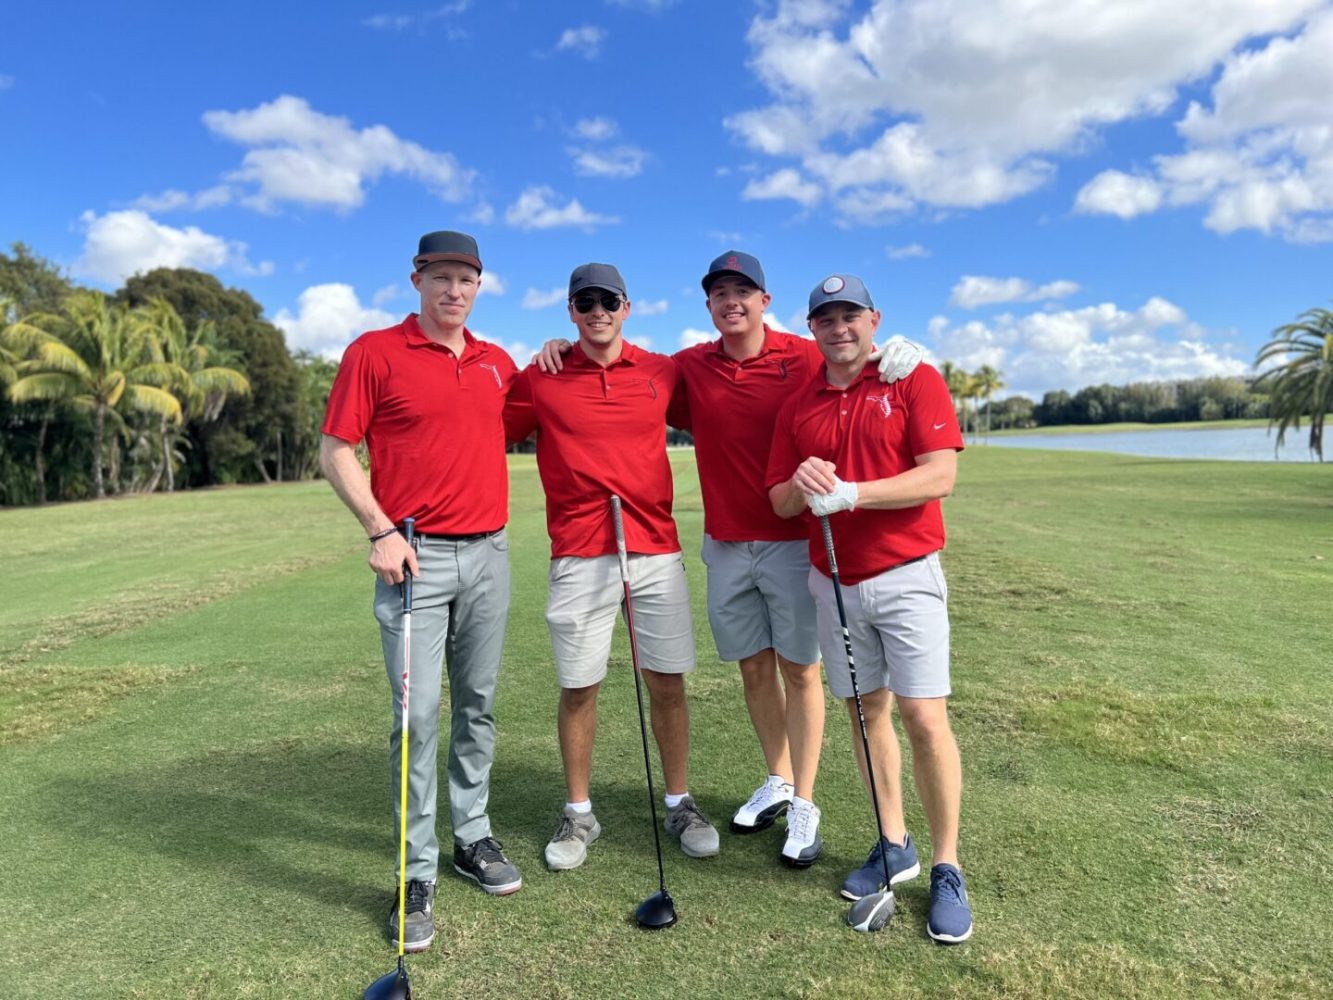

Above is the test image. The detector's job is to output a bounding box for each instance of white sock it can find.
[664,791,688,809]
[566,799,592,814]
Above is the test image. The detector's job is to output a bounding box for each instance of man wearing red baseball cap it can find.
[506,262,720,871]
[766,272,972,943]
[321,230,523,954]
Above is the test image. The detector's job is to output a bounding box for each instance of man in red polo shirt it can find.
[505,262,720,871]
[321,230,523,954]
[766,273,972,943]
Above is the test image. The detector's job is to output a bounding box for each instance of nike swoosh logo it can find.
[933,422,947,430]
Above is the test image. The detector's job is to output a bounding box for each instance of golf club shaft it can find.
[819,515,895,892]
[396,517,416,960]
[610,496,668,893]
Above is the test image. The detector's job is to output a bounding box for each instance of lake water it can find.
[987,425,1323,463]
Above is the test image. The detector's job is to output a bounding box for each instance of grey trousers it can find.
[373,529,511,881]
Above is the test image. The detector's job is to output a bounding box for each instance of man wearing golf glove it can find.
[321,230,524,955]
[505,262,720,872]
[536,251,924,870]
[766,273,973,944]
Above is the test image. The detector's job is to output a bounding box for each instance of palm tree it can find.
[1254,307,1333,462]
[138,299,250,491]
[7,291,183,497]
[2,297,71,503]
[974,365,1005,442]
[938,361,969,436]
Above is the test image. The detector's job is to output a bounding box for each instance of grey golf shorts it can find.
[545,551,696,689]
[701,534,820,665]
[808,552,951,700]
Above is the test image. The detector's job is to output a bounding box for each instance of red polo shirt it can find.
[669,326,823,543]
[322,314,516,535]
[504,341,681,558]
[766,361,964,585]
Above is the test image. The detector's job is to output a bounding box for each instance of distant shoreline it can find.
[990,417,1272,438]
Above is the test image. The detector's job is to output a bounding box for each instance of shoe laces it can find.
[673,798,710,830]
[468,836,508,869]
[788,802,817,841]
[404,879,431,914]
[745,778,790,812]
[552,814,578,842]
[931,865,965,904]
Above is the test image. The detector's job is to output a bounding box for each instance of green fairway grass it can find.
[990,417,1272,436]
[1,450,1329,998]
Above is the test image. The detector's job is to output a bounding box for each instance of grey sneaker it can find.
[664,796,720,858]
[386,879,435,953]
[545,807,602,870]
[453,836,523,895]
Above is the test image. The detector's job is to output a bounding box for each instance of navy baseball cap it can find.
[414,230,482,273]
[701,250,766,294]
[807,273,875,319]
[568,263,627,298]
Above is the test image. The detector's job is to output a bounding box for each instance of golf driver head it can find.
[848,890,895,933]
[635,888,678,929]
[363,963,411,1000]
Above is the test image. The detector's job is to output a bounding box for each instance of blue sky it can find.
[3,0,1332,399]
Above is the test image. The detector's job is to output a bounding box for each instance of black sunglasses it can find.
[571,292,624,313]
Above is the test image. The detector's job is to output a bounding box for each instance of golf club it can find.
[819,514,896,934]
[365,517,417,1000]
[610,494,678,930]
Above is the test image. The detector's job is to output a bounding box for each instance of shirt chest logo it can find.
[479,362,502,388]
[866,393,893,418]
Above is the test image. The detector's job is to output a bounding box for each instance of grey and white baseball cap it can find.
[807,273,875,319]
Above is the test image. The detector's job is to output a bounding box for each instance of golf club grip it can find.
[402,517,415,610]
[819,515,839,576]
[609,495,630,581]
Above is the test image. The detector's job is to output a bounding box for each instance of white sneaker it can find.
[780,798,822,868]
[730,775,794,833]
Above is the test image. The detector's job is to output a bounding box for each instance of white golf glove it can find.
[808,477,858,516]
[868,335,924,384]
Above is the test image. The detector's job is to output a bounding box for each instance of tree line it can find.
[1,244,337,505]
[3,241,1328,506]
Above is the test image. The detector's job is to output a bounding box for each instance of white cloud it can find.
[708,229,744,244]
[522,287,567,310]
[363,1,470,32]
[555,25,607,59]
[131,186,233,213]
[74,210,272,285]
[950,275,1080,309]
[635,298,669,316]
[570,145,648,178]
[477,271,506,296]
[504,185,619,230]
[1074,171,1164,219]
[742,168,822,207]
[887,242,930,259]
[273,284,397,359]
[573,117,618,141]
[724,0,1322,224]
[202,94,475,211]
[764,311,799,335]
[372,284,401,306]
[928,296,1248,396]
[679,328,714,348]
[0,74,14,90]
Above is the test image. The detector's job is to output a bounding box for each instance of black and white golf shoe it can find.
[730,775,794,834]
[779,798,823,868]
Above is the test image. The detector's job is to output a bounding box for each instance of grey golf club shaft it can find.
[610,495,669,893]
[819,514,895,892]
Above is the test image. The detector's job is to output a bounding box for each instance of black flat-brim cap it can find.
[702,250,766,294]
[569,262,627,298]
[414,230,482,273]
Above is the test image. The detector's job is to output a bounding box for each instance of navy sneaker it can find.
[453,836,523,895]
[840,833,921,900]
[927,863,974,943]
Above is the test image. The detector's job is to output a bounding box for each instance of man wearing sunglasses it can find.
[536,252,924,869]
[506,263,720,871]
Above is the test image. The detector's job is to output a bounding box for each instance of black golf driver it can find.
[610,495,678,930]
[365,518,417,1000]
[819,514,896,934]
